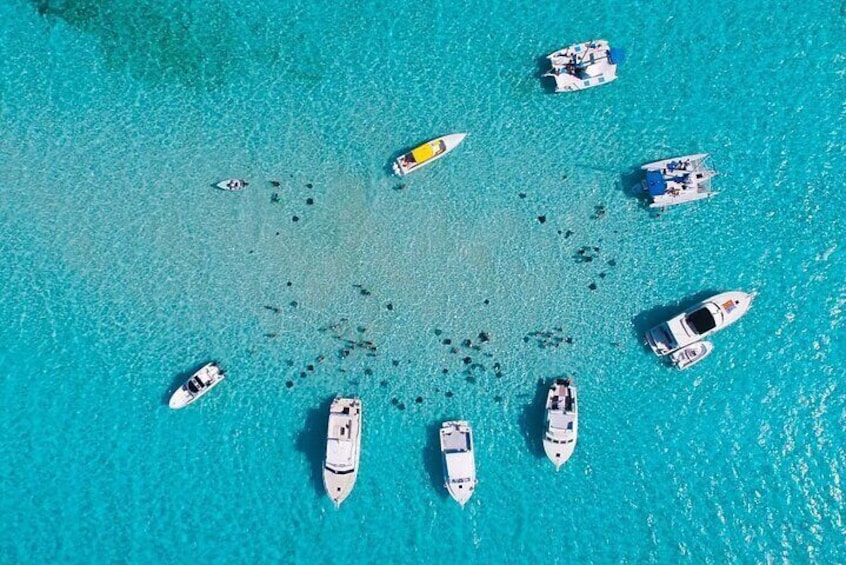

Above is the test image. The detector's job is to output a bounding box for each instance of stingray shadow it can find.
[423,421,448,499]
[534,55,557,93]
[571,162,647,199]
[294,395,335,497]
[631,289,724,347]
[620,166,646,198]
[161,361,217,406]
[518,378,549,458]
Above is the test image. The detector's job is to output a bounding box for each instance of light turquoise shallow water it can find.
[1,0,844,563]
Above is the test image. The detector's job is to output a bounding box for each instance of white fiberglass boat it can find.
[323,398,362,508]
[542,379,578,470]
[168,362,225,409]
[641,154,717,208]
[215,179,249,191]
[543,40,624,92]
[645,291,757,356]
[392,133,467,176]
[440,420,477,507]
[670,341,714,370]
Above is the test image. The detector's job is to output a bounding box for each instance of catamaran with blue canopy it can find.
[640,153,717,208]
[543,39,624,92]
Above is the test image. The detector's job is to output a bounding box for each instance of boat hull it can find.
[393,133,467,176]
[215,179,249,191]
[646,291,756,356]
[543,440,576,471]
[542,379,578,470]
[641,154,709,171]
[322,398,362,508]
[323,471,358,508]
[168,363,224,409]
[648,190,716,208]
[641,154,717,208]
[446,483,474,508]
[543,40,619,92]
[440,421,477,507]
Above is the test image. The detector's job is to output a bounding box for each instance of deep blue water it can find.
[1,0,844,563]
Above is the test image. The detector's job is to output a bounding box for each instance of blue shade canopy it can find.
[609,47,625,65]
[645,170,667,196]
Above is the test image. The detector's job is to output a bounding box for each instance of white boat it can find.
[322,397,362,508]
[215,179,249,191]
[392,133,467,176]
[645,291,757,356]
[543,40,624,92]
[168,362,225,409]
[670,341,714,370]
[542,378,578,470]
[641,153,717,208]
[440,420,477,507]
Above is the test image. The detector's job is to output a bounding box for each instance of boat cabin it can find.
[186,377,207,394]
[686,308,717,335]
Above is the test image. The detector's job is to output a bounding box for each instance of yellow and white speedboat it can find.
[392,133,467,176]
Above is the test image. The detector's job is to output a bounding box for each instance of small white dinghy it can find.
[322,398,362,508]
[542,378,578,470]
[215,179,249,191]
[670,341,714,370]
[440,420,477,507]
[168,362,224,409]
[392,133,467,176]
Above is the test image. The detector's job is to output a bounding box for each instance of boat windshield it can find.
[686,308,716,334]
[187,381,199,394]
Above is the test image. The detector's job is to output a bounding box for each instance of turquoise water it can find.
[1,0,844,562]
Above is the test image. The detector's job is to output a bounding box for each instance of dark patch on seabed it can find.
[30,0,282,87]
[523,327,572,350]
[294,396,335,497]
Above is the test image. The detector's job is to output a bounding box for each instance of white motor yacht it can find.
[542,379,578,470]
[322,398,362,508]
[645,291,757,356]
[168,362,225,409]
[440,420,477,507]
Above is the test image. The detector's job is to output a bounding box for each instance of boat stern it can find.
[644,323,677,356]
